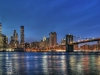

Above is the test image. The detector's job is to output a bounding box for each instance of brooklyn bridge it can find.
[65,34,100,52]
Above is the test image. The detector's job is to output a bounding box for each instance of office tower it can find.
[11,35,13,40]
[13,30,19,48]
[46,38,49,47]
[10,30,19,48]
[39,36,50,49]
[49,32,57,47]
[3,35,8,48]
[0,23,8,50]
[10,35,13,43]
[10,35,14,48]
[20,26,24,48]
[32,41,39,48]
[16,33,18,40]
[13,30,18,41]
[13,30,16,41]
[25,42,30,49]
[61,39,66,45]
[0,23,2,35]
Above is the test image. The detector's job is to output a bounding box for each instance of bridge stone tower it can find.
[66,34,73,52]
[97,40,100,50]
[97,40,100,45]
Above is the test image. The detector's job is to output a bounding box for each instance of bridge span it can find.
[65,34,100,52]
[72,38,100,44]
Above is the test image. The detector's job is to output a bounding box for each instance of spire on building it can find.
[43,36,46,41]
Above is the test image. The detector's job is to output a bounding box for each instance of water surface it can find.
[0,52,100,75]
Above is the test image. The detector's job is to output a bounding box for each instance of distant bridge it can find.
[63,34,100,52]
[72,38,100,44]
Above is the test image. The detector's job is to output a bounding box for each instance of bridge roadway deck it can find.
[72,38,100,44]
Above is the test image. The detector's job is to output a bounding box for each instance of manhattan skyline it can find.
[0,0,100,43]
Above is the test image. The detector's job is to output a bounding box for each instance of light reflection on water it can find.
[0,52,100,75]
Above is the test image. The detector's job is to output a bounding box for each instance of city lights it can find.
[0,23,100,52]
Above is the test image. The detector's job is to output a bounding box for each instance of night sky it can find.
[0,0,100,44]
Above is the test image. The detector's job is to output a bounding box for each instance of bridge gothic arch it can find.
[66,34,74,52]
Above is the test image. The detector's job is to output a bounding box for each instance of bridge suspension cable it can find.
[73,36,93,39]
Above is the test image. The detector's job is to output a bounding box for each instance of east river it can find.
[0,52,100,75]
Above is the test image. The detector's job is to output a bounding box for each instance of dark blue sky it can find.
[0,0,100,43]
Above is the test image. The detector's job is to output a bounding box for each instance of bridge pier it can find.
[97,40,100,50]
[66,34,73,52]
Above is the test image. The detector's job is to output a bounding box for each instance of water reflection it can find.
[0,52,100,75]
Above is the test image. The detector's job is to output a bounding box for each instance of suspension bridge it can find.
[63,34,100,52]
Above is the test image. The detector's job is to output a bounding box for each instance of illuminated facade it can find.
[74,44,79,50]
[92,44,97,50]
[79,44,98,51]
[39,37,49,49]
[25,42,30,48]
[20,26,24,48]
[31,41,39,49]
[45,38,49,47]
[0,34,8,50]
[0,23,8,50]
[49,32,57,47]
[14,30,19,48]
[10,30,19,48]
[43,36,46,41]
[3,35,8,49]
[61,39,66,45]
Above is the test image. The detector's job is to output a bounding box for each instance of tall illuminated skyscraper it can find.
[13,30,19,48]
[10,30,19,48]
[0,23,8,50]
[13,30,18,41]
[20,26,24,48]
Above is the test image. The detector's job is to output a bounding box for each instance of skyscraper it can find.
[49,32,57,47]
[10,30,19,48]
[13,30,19,48]
[13,30,18,41]
[20,26,24,48]
[3,35,8,49]
[0,23,8,50]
